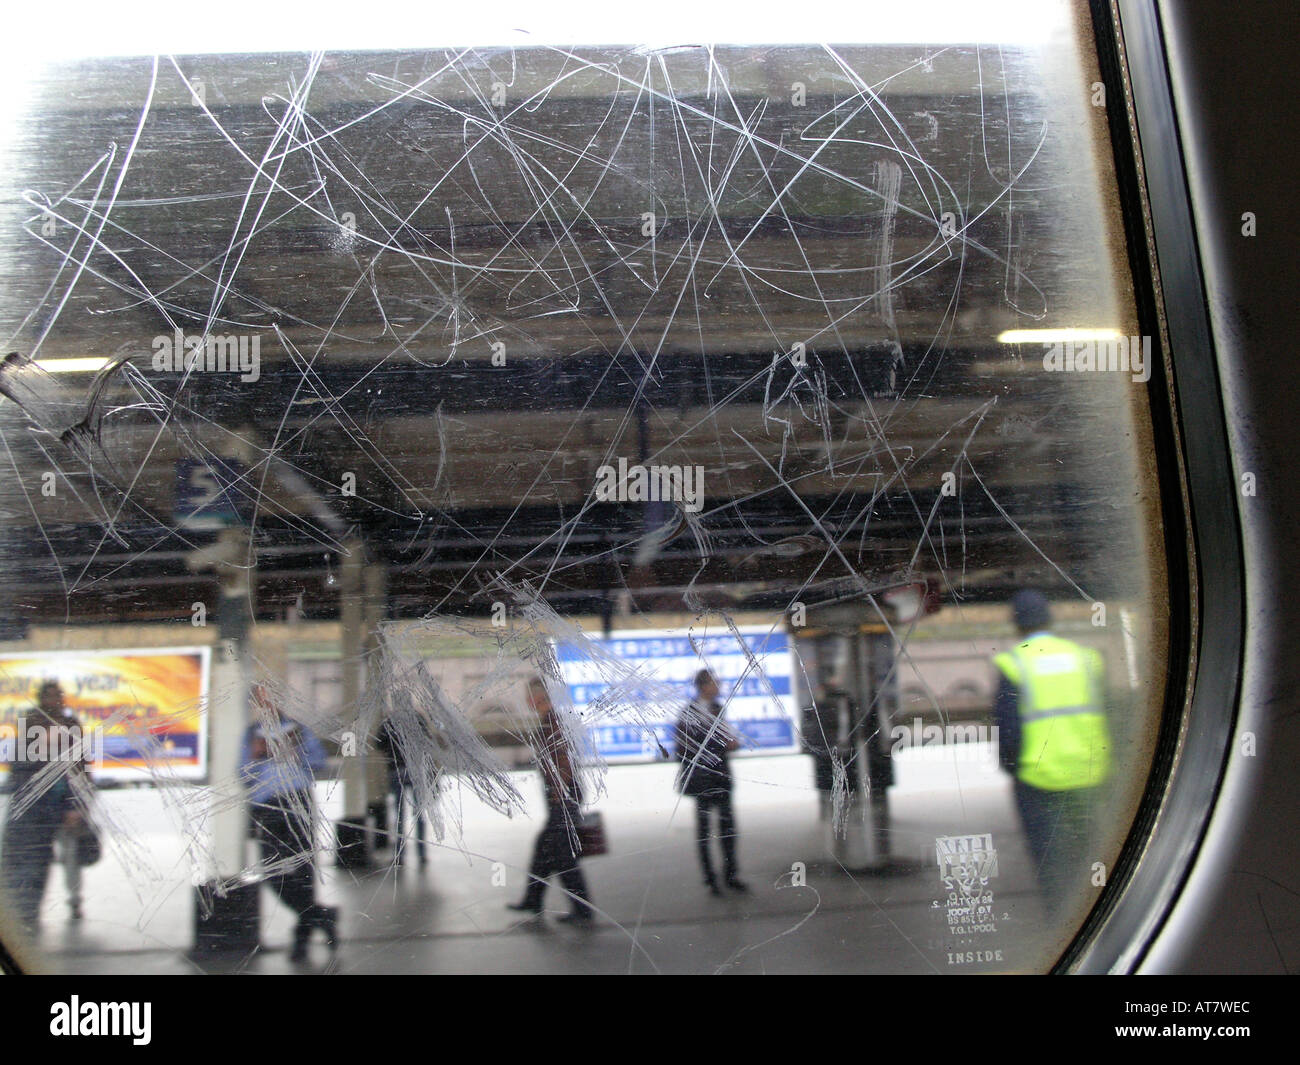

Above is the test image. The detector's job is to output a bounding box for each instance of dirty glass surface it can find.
[0,3,1169,974]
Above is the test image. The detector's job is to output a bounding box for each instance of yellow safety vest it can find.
[994,633,1110,791]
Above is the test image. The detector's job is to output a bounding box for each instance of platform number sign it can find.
[175,458,245,530]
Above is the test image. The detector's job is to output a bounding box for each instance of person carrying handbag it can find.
[507,677,595,925]
[1,681,85,930]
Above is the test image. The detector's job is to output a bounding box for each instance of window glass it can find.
[0,4,1167,973]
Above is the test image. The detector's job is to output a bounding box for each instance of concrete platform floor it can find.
[7,752,1088,973]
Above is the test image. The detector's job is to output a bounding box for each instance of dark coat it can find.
[533,710,581,808]
[673,699,734,797]
[2,711,78,893]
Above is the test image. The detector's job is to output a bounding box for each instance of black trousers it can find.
[251,791,319,919]
[392,773,430,862]
[694,789,739,881]
[521,799,589,912]
[1014,780,1097,914]
[1,823,55,929]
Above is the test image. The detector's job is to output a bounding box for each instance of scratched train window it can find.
[0,7,1168,973]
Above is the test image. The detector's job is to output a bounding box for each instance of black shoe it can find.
[290,922,311,963]
[69,901,83,921]
[314,905,339,951]
[725,877,750,894]
[704,874,724,896]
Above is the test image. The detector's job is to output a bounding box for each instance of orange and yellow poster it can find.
[0,648,209,782]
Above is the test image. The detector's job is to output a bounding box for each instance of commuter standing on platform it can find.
[508,677,593,924]
[993,590,1111,915]
[1,680,85,931]
[240,685,339,962]
[378,720,432,867]
[674,669,748,895]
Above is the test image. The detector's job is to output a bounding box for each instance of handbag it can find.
[575,811,608,857]
[75,825,102,866]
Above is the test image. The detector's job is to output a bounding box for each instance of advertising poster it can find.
[557,626,799,762]
[0,647,210,782]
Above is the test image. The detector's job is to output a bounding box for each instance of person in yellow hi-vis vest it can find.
[993,590,1111,915]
